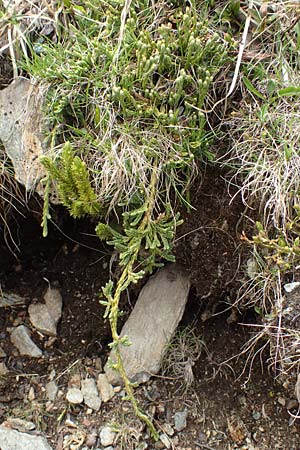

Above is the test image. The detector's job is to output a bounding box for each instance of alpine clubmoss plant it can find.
[21,0,229,436]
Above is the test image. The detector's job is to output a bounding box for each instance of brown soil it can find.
[0,169,299,449]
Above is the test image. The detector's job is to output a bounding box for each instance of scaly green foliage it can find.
[40,142,101,218]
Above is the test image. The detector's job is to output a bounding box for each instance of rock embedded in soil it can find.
[0,292,26,308]
[97,374,115,403]
[159,433,171,449]
[99,426,116,447]
[44,287,63,324]
[6,418,35,432]
[81,378,101,411]
[162,423,174,436]
[284,282,300,293]
[0,347,6,357]
[46,381,58,401]
[10,325,42,358]
[174,410,188,432]
[105,264,190,385]
[0,78,46,191]
[0,362,9,375]
[0,426,53,450]
[66,387,83,405]
[29,287,63,336]
[29,304,57,336]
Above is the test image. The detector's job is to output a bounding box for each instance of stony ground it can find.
[0,171,299,450]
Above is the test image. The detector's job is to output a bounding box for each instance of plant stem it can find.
[108,162,159,440]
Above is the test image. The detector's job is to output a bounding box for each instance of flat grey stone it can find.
[28,304,57,336]
[29,287,63,337]
[44,287,63,324]
[45,381,58,402]
[284,282,300,293]
[105,264,190,385]
[6,418,35,432]
[0,78,45,191]
[66,388,83,405]
[81,378,101,411]
[174,410,187,432]
[0,292,25,308]
[99,426,115,447]
[10,326,42,358]
[97,374,115,403]
[160,433,171,449]
[162,423,174,436]
[0,426,53,450]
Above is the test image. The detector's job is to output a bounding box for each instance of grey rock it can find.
[81,378,101,411]
[6,418,35,432]
[66,387,83,404]
[284,282,300,293]
[174,410,187,432]
[159,433,171,449]
[105,264,190,385]
[252,411,261,421]
[0,292,25,308]
[0,426,53,450]
[10,326,42,358]
[0,78,46,191]
[99,426,116,447]
[29,287,63,337]
[0,347,6,358]
[28,304,57,336]
[0,362,9,375]
[97,374,115,403]
[45,381,58,402]
[162,423,174,437]
[44,287,63,324]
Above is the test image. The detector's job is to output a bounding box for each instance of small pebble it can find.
[113,386,122,393]
[99,426,116,447]
[0,362,9,375]
[252,411,261,421]
[66,387,84,404]
[174,410,188,432]
[46,380,58,401]
[28,386,35,401]
[81,378,101,411]
[97,373,115,403]
[277,396,286,406]
[162,423,174,436]
[159,433,171,449]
